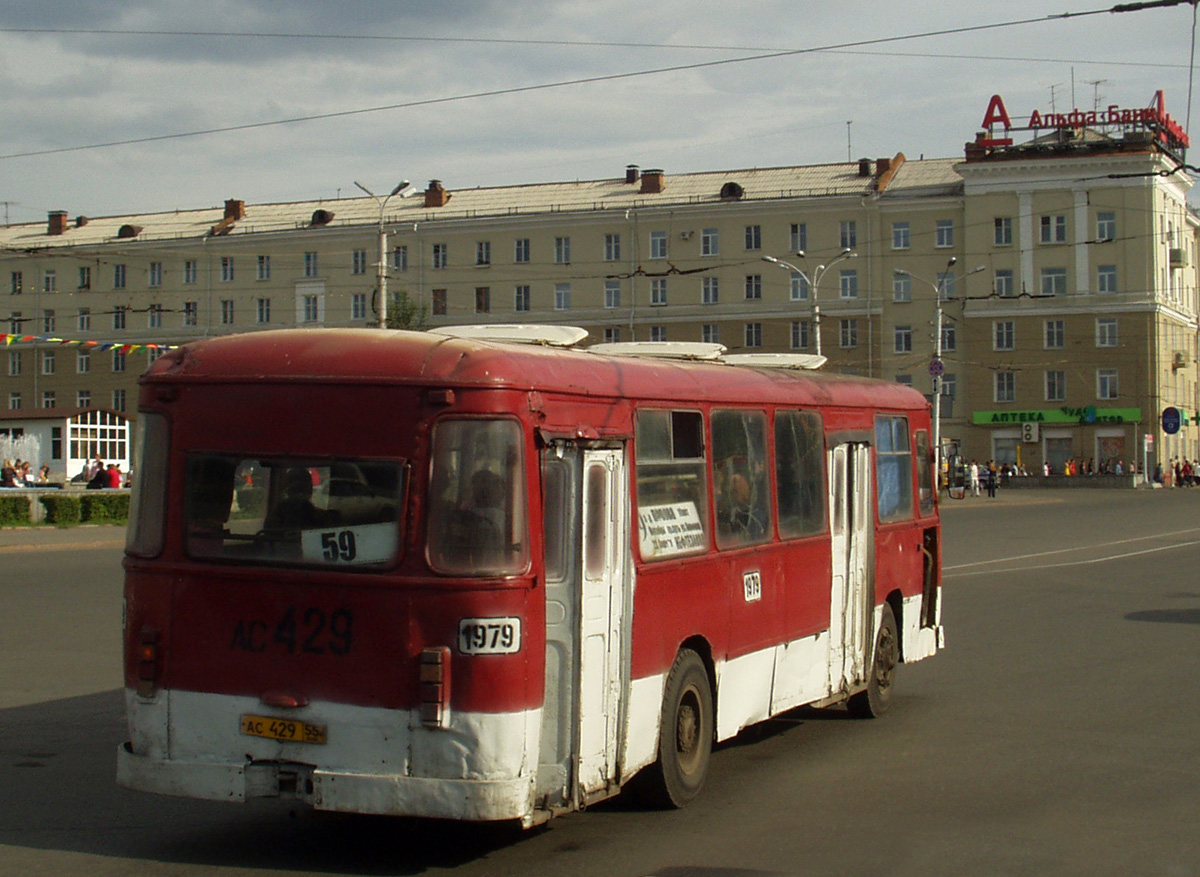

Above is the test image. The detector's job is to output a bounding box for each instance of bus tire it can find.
[642,649,713,809]
[848,602,898,719]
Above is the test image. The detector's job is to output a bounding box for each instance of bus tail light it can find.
[137,627,159,697]
[418,647,451,728]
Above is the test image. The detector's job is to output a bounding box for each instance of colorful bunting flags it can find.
[0,332,176,353]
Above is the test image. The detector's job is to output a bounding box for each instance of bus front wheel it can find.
[643,649,713,809]
[848,602,898,718]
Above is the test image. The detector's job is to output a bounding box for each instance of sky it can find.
[0,0,1197,225]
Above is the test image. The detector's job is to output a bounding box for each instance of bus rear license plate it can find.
[240,714,327,745]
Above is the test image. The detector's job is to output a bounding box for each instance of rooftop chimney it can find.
[224,199,246,221]
[639,168,665,194]
[423,180,451,208]
[857,158,872,177]
[47,210,69,236]
[625,164,640,184]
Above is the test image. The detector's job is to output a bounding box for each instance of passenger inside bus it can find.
[266,467,336,531]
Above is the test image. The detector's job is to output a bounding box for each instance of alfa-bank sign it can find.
[979,90,1189,151]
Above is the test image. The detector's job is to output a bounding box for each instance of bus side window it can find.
[875,415,914,522]
[634,410,708,560]
[775,410,825,539]
[711,409,770,549]
[915,429,934,514]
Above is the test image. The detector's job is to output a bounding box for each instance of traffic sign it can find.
[929,359,944,377]
[1162,406,1181,435]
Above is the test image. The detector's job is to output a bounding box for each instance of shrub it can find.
[40,494,82,525]
[82,493,130,524]
[0,494,31,526]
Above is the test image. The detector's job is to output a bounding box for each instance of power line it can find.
[0,7,1126,161]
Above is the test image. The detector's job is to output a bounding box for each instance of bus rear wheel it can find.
[642,649,713,809]
[848,602,898,719]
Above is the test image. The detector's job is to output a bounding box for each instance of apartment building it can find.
[2,92,1196,476]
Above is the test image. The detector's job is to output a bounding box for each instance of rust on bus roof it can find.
[142,328,928,410]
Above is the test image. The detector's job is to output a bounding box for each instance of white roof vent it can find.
[588,341,726,361]
[722,352,827,370]
[428,324,588,347]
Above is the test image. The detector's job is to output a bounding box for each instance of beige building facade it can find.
[2,99,1197,478]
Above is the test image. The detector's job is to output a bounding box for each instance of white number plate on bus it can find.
[300,522,394,565]
[458,617,521,655]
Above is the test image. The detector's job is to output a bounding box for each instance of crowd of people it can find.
[1153,457,1200,487]
[0,459,50,487]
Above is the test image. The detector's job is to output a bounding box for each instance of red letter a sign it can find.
[982,94,1012,130]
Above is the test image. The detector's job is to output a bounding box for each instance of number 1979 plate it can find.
[240,714,327,745]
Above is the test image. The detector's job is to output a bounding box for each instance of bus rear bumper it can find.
[117,742,535,822]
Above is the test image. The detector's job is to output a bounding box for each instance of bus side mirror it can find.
[946,454,966,500]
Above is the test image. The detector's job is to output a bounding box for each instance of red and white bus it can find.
[119,326,944,826]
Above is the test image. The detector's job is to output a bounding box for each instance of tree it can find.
[383,289,428,330]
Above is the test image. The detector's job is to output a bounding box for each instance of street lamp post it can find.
[762,247,856,358]
[894,258,986,477]
[354,180,410,328]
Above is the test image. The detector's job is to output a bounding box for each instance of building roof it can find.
[0,157,965,251]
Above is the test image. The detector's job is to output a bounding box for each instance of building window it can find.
[112,350,125,373]
[303,252,319,277]
[941,323,956,352]
[893,272,911,302]
[745,322,763,348]
[994,270,1014,298]
[790,223,807,253]
[220,258,234,282]
[894,325,913,353]
[650,326,667,342]
[351,250,368,275]
[1097,264,1117,294]
[603,280,620,309]
[1045,319,1065,349]
[148,261,163,287]
[8,312,21,334]
[76,390,91,409]
[112,389,126,411]
[148,304,163,329]
[895,375,912,387]
[744,274,762,300]
[554,283,571,310]
[432,244,448,269]
[514,239,530,263]
[840,220,857,249]
[994,320,1015,350]
[702,324,720,344]
[702,277,719,305]
[475,241,491,267]
[839,269,858,299]
[1041,267,1067,296]
[42,309,55,333]
[604,234,620,262]
[651,278,667,306]
[790,320,810,350]
[554,237,571,264]
[701,228,719,256]
[7,351,20,376]
[43,270,56,293]
[744,225,761,250]
[42,391,55,409]
[892,222,910,250]
[182,301,198,326]
[10,271,22,294]
[76,308,90,331]
[184,260,197,284]
[256,298,271,324]
[1097,318,1118,347]
[393,245,408,271]
[1046,370,1066,402]
[78,266,91,290]
[432,289,447,316]
[1097,369,1119,400]
[302,295,319,323]
[112,306,126,330]
[840,318,858,348]
[220,300,234,325]
[994,216,1013,246]
[604,327,621,343]
[114,264,127,289]
[937,272,956,300]
[474,287,491,314]
[41,350,55,375]
[994,372,1015,403]
[935,219,954,248]
[649,231,668,259]
[515,285,531,312]
[8,392,20,410]
[1097,211,1117,242]
[352,293,367,320]
[790,272,810,301]
[1040,215,1067,244]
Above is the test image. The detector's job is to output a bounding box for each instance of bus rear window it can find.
[185,456,404,568]
[427,419,528,576]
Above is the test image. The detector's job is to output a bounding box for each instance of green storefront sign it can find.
[972,406,1144,426]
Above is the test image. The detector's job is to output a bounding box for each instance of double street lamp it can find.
[894,257,986,475]
[762,248,857,358]
[354,179,411,328]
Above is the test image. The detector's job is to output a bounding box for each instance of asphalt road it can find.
[1,488,1198,876]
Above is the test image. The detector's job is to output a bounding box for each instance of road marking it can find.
[945,526,1200,571]
[945,536,1200,579]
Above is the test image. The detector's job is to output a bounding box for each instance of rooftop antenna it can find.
[846,120,853,162]
[1085,79,1110,112]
